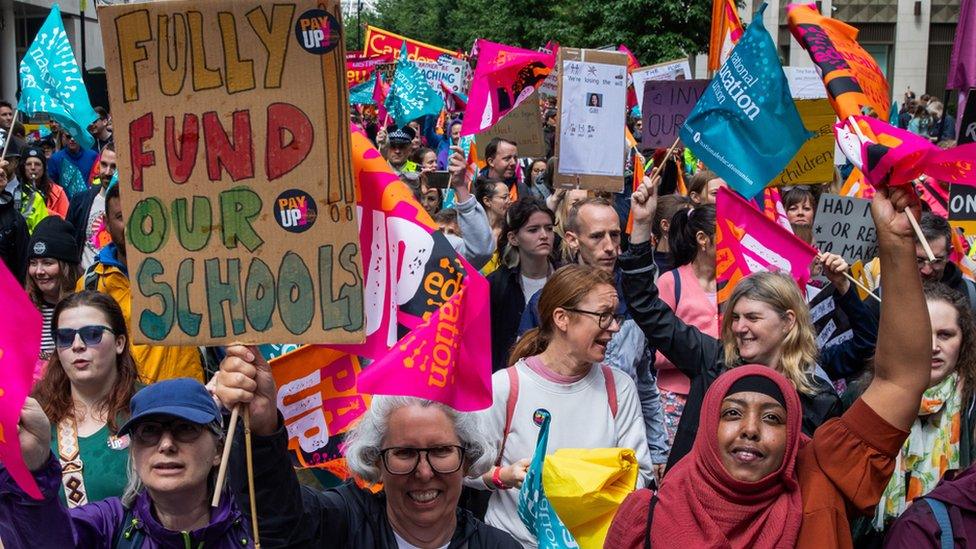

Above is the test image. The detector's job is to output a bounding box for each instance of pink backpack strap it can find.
[601,365,618,418]
[497,366,520,465]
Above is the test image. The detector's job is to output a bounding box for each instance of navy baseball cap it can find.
[118,378,222,435]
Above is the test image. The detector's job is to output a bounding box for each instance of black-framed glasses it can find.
[916,256,948,268]
[562,308,624,330]
[55,325,115,349]
[131,420,206,446]
[379,445,465,475]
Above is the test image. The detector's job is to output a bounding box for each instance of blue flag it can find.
[349,75,376,105]
[680,3,811,200]
[18,5,98,150]
[384,43,445,128]
[517,410,578,549]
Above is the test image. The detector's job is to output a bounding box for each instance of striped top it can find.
[39,302,55,356]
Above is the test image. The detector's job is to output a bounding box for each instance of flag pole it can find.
[0,109,18,159]
[845,116,934,261]
[817,252,881,303]
[211,404,240,507]
[243,407,261,548]
[649,137,682,180]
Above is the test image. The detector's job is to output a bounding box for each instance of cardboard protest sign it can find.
[768,99,836,186]
[476,89,546,158]
[640,79,709,149]
[98,0,364,346]
[555,48,629,192]
[812,194,878,263]
[632,57,693,111]
[949,184,976,238]
[413,55,471,96]
[363,25,461,62]
[270,345,370,473]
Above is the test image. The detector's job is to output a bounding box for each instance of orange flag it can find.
[787,3,890,120]
[708,0,745,71]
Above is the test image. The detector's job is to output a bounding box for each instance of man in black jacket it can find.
[866,212,976,315]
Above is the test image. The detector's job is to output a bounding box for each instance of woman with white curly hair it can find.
[213,345,520,548]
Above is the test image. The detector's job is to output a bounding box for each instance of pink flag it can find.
[0,261,43,499]
[716,186,817,307]
[440,81,467,112]
[327,126,492,411]
[948,0,975,92]
[461,39,555,136]
[372,72,390,125]
[840,116,976,187]
[356,276,492,411]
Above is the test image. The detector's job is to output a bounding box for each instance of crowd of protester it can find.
[0,58,972,549]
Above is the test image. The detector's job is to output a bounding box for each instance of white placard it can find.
[632,58,693,111]
[558,60,627,177]
[784,66,828,99]
[413,55,471,96]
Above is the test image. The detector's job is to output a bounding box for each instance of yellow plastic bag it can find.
[541,448,639,549]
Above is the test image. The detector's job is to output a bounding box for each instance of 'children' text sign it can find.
[99,0,364,346]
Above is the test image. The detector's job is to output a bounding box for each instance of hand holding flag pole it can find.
[816,251,881,303]
[0,109,17,159]
[211,343,261,548]
[845,116,935,261]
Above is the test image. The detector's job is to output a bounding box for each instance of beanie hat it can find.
[28,216,79,264]
[22,146,47,170]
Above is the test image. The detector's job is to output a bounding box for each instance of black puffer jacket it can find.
[249,422,520,548]
[619,242,878,471]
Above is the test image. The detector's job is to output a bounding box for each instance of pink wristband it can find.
[492,466,510,490]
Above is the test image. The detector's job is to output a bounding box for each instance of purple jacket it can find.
[0,453,252,548]
[886,464,976,548]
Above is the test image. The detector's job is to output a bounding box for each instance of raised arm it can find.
[622,176,724,381]
[446,146,495,269]
[858,187,930,431]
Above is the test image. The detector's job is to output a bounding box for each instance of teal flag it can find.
[384,43,444,128]
[18,5,98,150]
[680,3,811,200]
[350,75,376,105]
[517,410,578,548]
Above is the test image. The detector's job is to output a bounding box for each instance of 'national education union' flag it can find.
[18,5,99,150]
[518,410,579,548]
[384,43,445,128]
[681,3,811,200]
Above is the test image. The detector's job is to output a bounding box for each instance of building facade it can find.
[695,0,961,109]
[0,0,104,106]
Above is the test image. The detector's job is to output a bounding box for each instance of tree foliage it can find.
[348,0,711,66]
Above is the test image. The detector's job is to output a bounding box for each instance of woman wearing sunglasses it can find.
[212,346,519,548]
[29,290,139,507]
[2,378,254,547]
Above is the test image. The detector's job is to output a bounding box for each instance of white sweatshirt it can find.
[470,359,652,548]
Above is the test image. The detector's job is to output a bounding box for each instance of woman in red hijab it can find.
[607,182,933,548]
